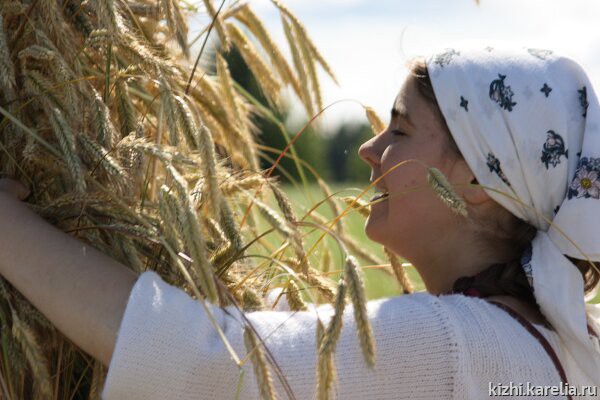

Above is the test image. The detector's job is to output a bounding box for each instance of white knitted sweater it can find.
[101,271,595,399]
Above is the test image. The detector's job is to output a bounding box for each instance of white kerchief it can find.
[427,40,600,388]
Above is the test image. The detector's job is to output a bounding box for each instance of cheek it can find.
[380,147,425,187]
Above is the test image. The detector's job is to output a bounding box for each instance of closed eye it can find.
[391,130,406,136]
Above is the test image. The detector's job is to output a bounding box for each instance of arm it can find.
[0,180,139,367]
[103,271,460,399]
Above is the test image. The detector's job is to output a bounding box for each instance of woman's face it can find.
[358,77,466,260]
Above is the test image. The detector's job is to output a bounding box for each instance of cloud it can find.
[199,0,600,128]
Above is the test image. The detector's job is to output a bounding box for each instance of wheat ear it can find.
[384,247,414,294]
[344,255,376,368]
[270,183,312,276]
[285,279,308,311]
[243,327,278,400]
[114,77,137,136]
[49,108,87,194]
[427,167,468,217]
[365,106,386,135]
[271,0,338,85]
[235,4,301,98]
[11,310,52,398]
[215,53,259,170]
[226,22,282,108]
[88,359,106,400]
[316,278,346,400]
[0,11,16,95]
[159,75,180,146]
[242,288,265,312]
[280,16,313,117]
[91,89,118,149]
[340,196,370,218]
[162,171,219,303]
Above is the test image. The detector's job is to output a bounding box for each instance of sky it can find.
[191,0,600,132]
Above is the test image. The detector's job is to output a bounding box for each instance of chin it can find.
[364,216,388,246]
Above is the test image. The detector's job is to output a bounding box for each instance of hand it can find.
[0,178,30,201]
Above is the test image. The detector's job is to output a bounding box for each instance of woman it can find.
[0,43,599,399]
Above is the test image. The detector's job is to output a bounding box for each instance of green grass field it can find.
[278,182,425,300]
[279,182,600,304]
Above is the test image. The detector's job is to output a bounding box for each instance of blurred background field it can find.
[280,182,425,299]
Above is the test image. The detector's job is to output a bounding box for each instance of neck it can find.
[407,234,497,295]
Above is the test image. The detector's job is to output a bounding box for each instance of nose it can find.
[358,135,381,168]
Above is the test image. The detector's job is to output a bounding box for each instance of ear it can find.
[449,159,491,205]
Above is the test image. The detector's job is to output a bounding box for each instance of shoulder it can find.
[435,294,564,392]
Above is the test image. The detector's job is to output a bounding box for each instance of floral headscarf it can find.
[427,40,600,388]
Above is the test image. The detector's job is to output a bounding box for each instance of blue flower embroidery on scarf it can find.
[432,48,460,68]
[541,130,568,169]
[540,83,552,97]
[520,243,534,289]
[567,157,600,199]
[489,74,517,112]
[486,152,511,187]
[553,205,561,215]
[578,86,589,117]
[460,96,469,111]
[527,48,553,60]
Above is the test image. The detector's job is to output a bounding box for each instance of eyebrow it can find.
[390,107,415,129]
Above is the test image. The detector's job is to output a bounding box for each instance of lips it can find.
[370,192,389,202]
[370,179,389,203]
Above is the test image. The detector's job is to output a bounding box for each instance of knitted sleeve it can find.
[102,271,461,400]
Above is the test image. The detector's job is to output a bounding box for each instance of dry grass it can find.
[0,1,417,399]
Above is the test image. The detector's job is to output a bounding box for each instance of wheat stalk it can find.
[162,172,219,303]
[215,53,259,170]
[281,15,313,117]
[11,310,52,399]
[285,279,308,311]
[242,288,265,312]
[344,255,375,368]
[221,175,265,197]
[427,167,468,217]
[23,70,67,111]
[271,0,338,85]
[159,75,181,146]
[234,4,302,98]
[0,11,16,97]
[202,0,231,51]
[226,22,282,108]
[88,360,106,400]
[91,89,119,149]
[316,278,346,400]
[0,0,342,396]
[158,186,185,252]
[270,183,312,276]
[77,133,127,188]
[49,108,87,194]
[385,247,414,294]
[340,196,370,218]
[365,106,386,135]
[160,0,189,56]
[115,77,138,136]
[317,179,344,234]
[284,258,336,303]
[295,24,323,112]
[243,326,278,400]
